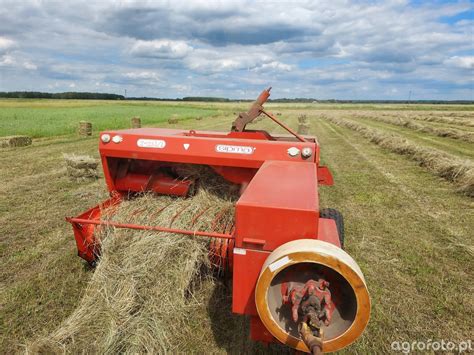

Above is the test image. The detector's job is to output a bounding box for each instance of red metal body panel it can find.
[317,218,341,247]
[317,166,334,186]
[100,128,317,166]
[235,161,318,251]
[232,249,270,315]
[69,194,122,262]
[114,172,192,196]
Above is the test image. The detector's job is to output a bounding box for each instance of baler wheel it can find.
[255,239,370,353]
[320,208,344,248]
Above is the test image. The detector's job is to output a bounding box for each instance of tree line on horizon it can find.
[0,91,471,104]
[0,91,125,100]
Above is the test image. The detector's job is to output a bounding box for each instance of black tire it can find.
[320,208,345,248]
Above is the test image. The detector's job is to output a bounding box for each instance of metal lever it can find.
[231,87,271,131]
[231,87,307,142]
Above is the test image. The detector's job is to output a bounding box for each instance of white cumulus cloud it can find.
[130,40,193,59]
[445,56,474,69]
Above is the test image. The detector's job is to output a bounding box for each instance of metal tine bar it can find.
[169,203,191,227]
[130,207,147,217]
[191,206,211,227]
[67,217,233,240]
[211,206,232,232]
[222,217,232,236]
[224,219,234,234]
[148,204,169,221]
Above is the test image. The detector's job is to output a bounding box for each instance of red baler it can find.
[67,88,370,353]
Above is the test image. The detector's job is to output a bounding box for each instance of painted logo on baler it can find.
[137,139,166,149]
[215,144,255,155]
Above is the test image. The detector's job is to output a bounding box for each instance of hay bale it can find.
[78,121,92,136]
[298,114,308,124]
[297,114,310,134]
[27,167,253,353]
[64,154,98,180]
[131,116,141,128]
[168,114,179,124]
[0,135,32,148]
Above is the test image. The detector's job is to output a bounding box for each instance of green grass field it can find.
[0,100,473,353]
[0,99,218,137]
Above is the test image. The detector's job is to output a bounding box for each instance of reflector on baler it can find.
[67,87,370,353]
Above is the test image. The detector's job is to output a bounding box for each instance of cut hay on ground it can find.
[324,116,474,197]
[355,114,474,143]
[27,167,263,353]
[410,113,474,128]
[63,154,99,180]
[297,123,310,135]
[0,135,32,148]
[297,114,310,135]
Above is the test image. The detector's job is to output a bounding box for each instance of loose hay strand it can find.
[27,167,239,354]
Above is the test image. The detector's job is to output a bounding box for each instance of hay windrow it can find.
[355,114,474,143]
[410,113,474,128]
[324,116,474,197]
[27,167,246,353]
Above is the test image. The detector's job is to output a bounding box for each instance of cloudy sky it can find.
[0,0,472,100]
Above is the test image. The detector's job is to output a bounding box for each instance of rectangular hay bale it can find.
[0,135,32,148]
[63,154,99,180]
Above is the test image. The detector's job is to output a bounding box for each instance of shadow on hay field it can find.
[206,279,291,354]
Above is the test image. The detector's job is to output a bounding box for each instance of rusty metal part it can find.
[231,87,271,131]
[299,322,324,355]
[283,279,334,327]
[230,86,307,143]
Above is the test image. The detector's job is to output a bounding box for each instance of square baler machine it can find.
[67,88,370,354]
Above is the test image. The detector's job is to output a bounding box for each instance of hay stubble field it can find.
[0,99,473,353]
